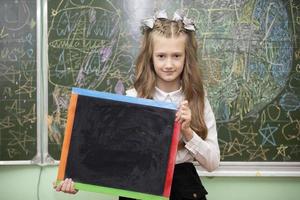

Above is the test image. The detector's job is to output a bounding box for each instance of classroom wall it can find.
[0,165,300,200]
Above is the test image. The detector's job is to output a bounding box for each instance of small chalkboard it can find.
[57,88,180,199]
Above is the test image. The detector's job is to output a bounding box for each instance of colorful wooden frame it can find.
[57,88,180,199]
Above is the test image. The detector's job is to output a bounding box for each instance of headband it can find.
[141,10,196,32]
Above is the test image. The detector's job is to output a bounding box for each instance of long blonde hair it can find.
[134,19,208,139]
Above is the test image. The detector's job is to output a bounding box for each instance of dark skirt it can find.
[119,162,207,200]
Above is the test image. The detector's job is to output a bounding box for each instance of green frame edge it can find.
[56,180,168,200]
[76,182,168,200]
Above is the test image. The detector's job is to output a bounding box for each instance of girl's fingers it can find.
[61,179,68,192]
[181,119,190,129]
[179,111,190,120]
[179,101,190,112]
[176,100,191,124]
[176,110,190,122]
[68,179,77,194]
[176,100,192,134]
[67,179,74,193]
[175,112,179,122]
[176,110,182,122]
[55,180,63,191]
[54,178,78,194]
[62,178,72,192]
[181,100,188,106]
[178,118,183,124]
[66,179,73,192]
[65,178,77,194]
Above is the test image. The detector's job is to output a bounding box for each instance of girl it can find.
[55,10,220,200]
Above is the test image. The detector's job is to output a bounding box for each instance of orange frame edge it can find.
[57,93,78,181]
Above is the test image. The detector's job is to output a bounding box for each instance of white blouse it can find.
[126,87,220,172]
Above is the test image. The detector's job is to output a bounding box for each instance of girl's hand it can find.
[176,100,193,141]
[53,178,78,194]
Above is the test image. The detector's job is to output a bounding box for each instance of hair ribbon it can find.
[142,10,196,31]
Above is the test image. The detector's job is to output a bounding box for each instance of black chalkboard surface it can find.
[57,88,180,199]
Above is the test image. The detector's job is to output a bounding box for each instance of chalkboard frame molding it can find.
[195,162,300,177]
[39,161,300,177]
[0,156,41,165]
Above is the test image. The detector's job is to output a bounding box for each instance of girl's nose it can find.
[165,57,173,69]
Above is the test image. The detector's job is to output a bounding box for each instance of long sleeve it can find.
[183,97,220,172]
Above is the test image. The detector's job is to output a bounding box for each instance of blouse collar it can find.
[154,86,183,104]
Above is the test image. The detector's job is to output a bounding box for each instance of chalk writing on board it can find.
[47,0,300,162]
[0,0,37,161]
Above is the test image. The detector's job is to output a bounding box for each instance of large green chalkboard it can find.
[45,0,298,163]
[48,0,300,162]
[0,0,37,161]
[0,0,298,165]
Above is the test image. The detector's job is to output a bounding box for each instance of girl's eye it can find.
[158,55,165,58]
[174,54,181,58]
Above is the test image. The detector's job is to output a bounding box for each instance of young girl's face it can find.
[152,33,186,90]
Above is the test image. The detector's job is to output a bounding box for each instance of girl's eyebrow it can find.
[153,52,166,54]
[171,52,184,56]
[154,51,184,54]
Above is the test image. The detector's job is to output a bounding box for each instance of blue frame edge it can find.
[72,87,177,110]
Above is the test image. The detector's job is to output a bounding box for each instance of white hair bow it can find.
[172,10,196,31]
[142,10,168,29]
[141,10,196,31]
